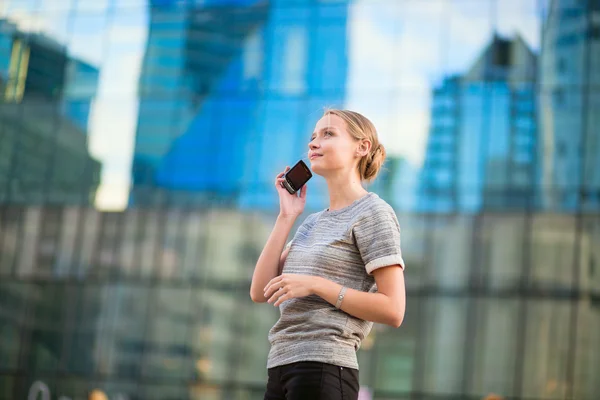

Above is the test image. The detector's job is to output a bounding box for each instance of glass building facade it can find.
[538,0,600,211]
[131,0,348,210]
[0,0,599,399]
[418,34,538,212]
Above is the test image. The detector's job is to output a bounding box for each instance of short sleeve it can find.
[352,206,405,275]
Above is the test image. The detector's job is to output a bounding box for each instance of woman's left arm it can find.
[313,265,405,327]
[264,205,407,327]
[263,266,405,328]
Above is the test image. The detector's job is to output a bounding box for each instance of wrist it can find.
[310,276,324,296]
[277,213,298,222]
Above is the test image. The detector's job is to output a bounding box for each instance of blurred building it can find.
[538,0,600,211]
[418,34,538,212]
[369,155,418,211]
[0,19,101,206]
[1,1,599,400]
[0,206,279,399]
[62,58,100,131]
[236,0,349,211]
[0,23,68,102]
[0,19,14,75]
[0,19,99,130]
[0,101,102,205]
[130,0,270,206]
[1,205,598,399]
[130,0,349,210]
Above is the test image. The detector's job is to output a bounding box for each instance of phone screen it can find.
[286,160,312,190]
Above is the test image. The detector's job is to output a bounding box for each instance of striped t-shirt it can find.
[267,192,405,370]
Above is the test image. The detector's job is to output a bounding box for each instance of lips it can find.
[309,153,322,159]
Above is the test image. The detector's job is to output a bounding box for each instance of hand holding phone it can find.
[280,160,312,195]
[274,160,311,218]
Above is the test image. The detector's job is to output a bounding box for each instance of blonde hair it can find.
[323,108,386,183]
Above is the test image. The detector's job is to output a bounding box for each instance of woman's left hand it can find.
[264,274,320,306]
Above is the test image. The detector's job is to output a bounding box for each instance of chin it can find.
[309,161,326,176]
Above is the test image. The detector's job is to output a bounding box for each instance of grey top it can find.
[267,192,405,370]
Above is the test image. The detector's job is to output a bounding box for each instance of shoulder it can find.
[356,193,397,221]
[351,194,400,236]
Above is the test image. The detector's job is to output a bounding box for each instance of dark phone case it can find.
[282,160,312,194]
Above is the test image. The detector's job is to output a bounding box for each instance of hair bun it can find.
[364,143,385,182]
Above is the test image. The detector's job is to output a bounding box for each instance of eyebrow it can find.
[310,126,337,136]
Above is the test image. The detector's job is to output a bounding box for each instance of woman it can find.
[250,109,406,400]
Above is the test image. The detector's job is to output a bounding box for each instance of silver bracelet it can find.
[335,286,347,309]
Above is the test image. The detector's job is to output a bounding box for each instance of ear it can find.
[356,139,371,157]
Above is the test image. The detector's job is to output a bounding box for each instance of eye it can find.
[324,130,333,136]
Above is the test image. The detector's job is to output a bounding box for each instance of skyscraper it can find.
[0,19,101,205]
[538,0,600,211]
[418,34,538,212]
[62,58,100,131]
[130,0,350,210]
[0,101,102,205]
[369,155,418,211]
[1,19,67,103]
[0,18,99,132]
[237,0,349,211]
[130,0,269,206]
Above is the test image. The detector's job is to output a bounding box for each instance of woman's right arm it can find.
[249,215,296,303]
[250,166,308,303]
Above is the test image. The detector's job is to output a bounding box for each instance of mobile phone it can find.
[281,160,312,195]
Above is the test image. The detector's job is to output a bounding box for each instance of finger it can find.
[267,288,282,304]
[273,291,293,307]
[264,282,273,297]
[266,280,285,298]
[264,276,283,296]
[264,284,279,299]
[300,184,307,199]
[274,167,290,185]
[267,287,286,304]
[266,275,282,290]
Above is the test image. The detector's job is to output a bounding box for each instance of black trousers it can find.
[264,361,360,400]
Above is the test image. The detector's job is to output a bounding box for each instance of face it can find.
[308,113,366,178]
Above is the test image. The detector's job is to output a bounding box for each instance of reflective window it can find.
[0,0,598,398]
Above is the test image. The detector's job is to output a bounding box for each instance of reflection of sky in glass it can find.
[1,0,542,210]
[347,1,540,169]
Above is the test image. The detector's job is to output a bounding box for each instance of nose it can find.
[309,140,320,150]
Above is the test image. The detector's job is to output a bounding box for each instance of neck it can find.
[325,171,368,211]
